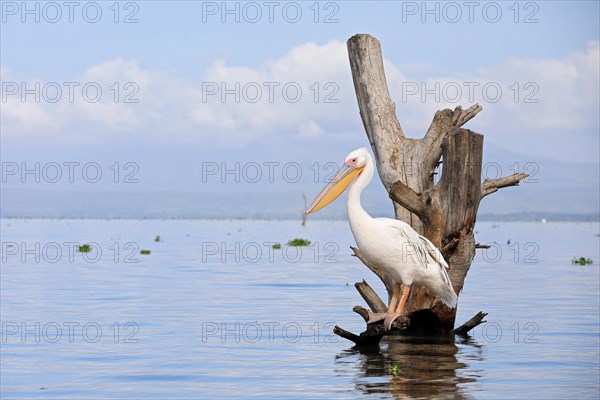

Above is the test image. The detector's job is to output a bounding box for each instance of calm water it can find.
[1,219,599,399]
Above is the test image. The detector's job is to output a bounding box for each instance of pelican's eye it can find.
[345,157,359,168]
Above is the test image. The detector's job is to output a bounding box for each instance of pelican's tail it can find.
[437,285,458,309]
[429,266,458,308]
[418,234,458,309]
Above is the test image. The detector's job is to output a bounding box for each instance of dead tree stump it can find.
[334,34,528,344]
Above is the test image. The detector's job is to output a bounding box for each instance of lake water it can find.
[1,219,599,399]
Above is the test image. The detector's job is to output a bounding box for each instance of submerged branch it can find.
[451,311,488,336]
[333,325,384,346]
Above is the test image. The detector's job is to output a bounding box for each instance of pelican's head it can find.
[304,147,369,215]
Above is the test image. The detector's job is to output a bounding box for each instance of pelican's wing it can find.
[378,217,452,285]
[418,235,448,269]
[419,234,452,287]
[379,218,429,269]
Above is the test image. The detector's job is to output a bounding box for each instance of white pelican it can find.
[305,148,457,331]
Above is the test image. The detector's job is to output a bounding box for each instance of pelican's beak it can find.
[305,163,364,215]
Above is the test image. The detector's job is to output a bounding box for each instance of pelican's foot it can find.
[384,312,402,331]
[367,312,390,324]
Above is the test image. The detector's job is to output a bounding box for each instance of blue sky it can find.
[1,1,599,217]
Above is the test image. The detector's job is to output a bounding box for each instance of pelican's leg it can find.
[384,284,411,331]
[388,282,402,313]
[367,283,401,324]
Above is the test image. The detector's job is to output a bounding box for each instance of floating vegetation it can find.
[287,238,311,247]
[140,250,151,255]
[571,257,592,265]
[77,244,92,253]
[390,363,402,376]
[272,243,281,249]
[154,235,161,242]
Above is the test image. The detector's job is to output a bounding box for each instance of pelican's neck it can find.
[347,153,374,226]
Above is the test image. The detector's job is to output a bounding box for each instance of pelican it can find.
[305,148,457,331]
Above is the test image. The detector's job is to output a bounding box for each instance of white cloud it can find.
[472,40,599,132]
[2,40,598,155]
[297,120,324,138]
[386,40,599,136]
[187,39,353,143]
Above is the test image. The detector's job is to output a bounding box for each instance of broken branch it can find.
[354,281,387,313]
[454,103,483,127]
[421,105,483,173]
[389,181,425,217]
[481,173,529,198]
[451,311,488,336]
[352,305,371,322]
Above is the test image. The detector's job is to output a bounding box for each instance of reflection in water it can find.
[337,335,485,399]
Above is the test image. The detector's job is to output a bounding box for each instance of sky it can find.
[1,0,599,218]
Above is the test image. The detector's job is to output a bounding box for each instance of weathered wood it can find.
[386,130,483,324]
[332,326,366,344]
[481,173,529,198]
[434,129,483,300]
[347,34,485,233]
[420,106,483,188]
[354,280,387,313]
[301,194,307,226]
[388,181,424,218]
[353,305,371,322]
[333,308,410,346]
[333,34,530,342]
[346,34,405,172]
[347,34,416,228]
[451,311,488,336]
[333,325,383,346]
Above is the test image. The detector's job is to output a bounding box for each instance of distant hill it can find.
[1,144,598,220]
